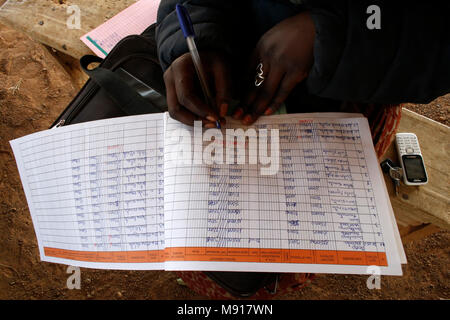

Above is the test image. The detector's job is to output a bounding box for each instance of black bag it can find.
[51,25,167,127]
[52,24,279,298]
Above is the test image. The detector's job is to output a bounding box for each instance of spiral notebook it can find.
[10,112,405,275]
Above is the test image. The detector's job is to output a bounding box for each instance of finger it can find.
[164,69,199,126]
[211,57,232,118]
[244,59,269,106]
[233,59,269,120]
[232,107,245,120]
[172,60,219,122]
[232,79,259,120]
[243,68,284,125]
[265,71,308,116]
[204,122,218,129]
[246,48,260,85]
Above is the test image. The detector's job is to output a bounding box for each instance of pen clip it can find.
[176,4,195,38]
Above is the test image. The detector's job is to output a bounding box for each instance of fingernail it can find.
[264,108,274,116]
[220,103,228,117]
[243,114,253,125]
[206,115,217,122]
[232,108,244,119]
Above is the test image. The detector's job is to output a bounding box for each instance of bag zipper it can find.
[53,119,66,128]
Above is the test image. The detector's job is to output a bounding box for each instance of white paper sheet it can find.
[11,112,403,274]
[11,113,166,270]
[163,113,403,275]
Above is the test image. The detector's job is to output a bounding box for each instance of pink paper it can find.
[81,0,161,58]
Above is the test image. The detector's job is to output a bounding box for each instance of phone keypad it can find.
[396,135,421,155]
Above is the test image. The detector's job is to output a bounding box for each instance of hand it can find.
[233,11,315,125]
[163,50,232,127]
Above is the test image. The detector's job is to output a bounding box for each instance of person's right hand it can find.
[163,50,232,128]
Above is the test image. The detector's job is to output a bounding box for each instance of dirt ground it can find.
[0,22,448,300]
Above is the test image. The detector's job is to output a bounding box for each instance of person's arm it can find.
[237,0,450,125]
[305,0,450,104]
[156,0,242,71]
[156,0,245,125]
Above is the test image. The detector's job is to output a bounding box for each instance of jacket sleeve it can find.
[304,0,450,104]
[156,0,245,72]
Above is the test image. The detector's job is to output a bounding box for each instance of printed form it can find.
[163,113,404,275]
[11,113,166,270]
[81,0,161,58]
[10,113,405,275]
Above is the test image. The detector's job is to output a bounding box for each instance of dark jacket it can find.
[156,0,450,105]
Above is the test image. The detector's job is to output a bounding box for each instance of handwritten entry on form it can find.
[10,113,404,275]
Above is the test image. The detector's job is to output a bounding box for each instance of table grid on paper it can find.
[164,117,387,266]
[81,0,161,57]
[17,118,165,263]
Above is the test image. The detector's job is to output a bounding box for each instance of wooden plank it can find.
[381,108,450,231]
[0,0,138,59]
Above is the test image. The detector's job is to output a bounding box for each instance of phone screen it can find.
[402,155,427,182]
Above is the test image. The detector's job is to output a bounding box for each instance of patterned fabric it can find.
[341,103,403,159]
[175,104,402,299]
[176,271,315,300]
[371,105,403,159]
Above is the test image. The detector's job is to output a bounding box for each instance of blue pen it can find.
[176,4,220,129]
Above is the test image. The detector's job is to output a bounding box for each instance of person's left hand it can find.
[233,11,316,125]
